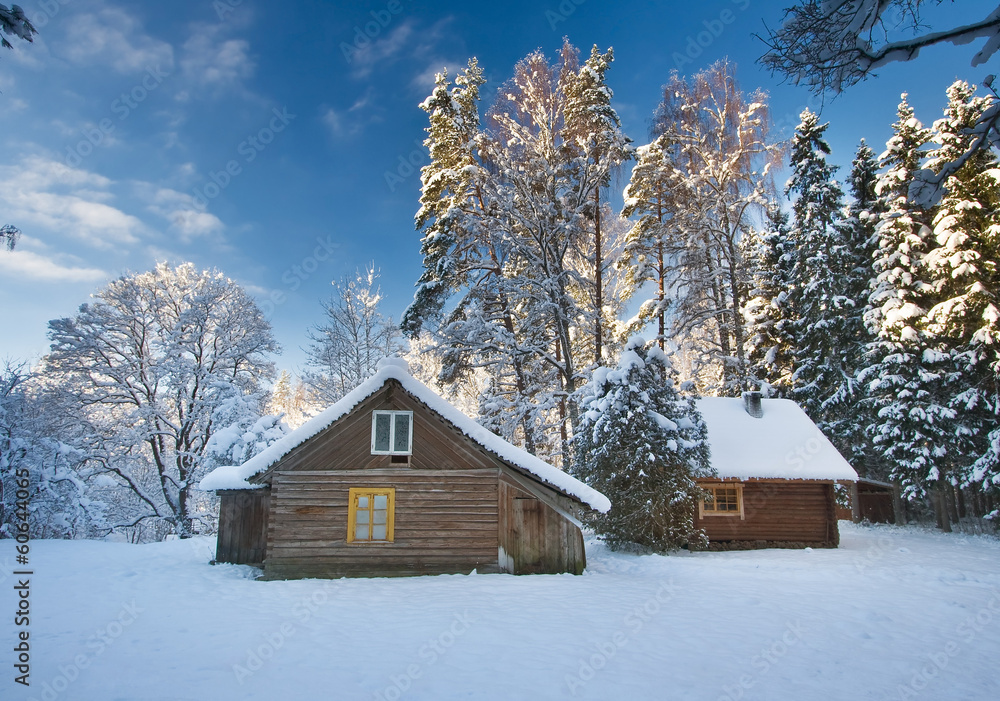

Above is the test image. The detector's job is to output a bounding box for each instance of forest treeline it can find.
[2,41,998,542]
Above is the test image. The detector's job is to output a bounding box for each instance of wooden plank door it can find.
[512,497,544,574]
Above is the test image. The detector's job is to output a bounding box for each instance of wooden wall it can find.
[694,480,839,547]
[264,468,500,579]
[261,382,505,579]
[253,380,590,579]
[215,489,270,565]
[856,482,896,524]
[498,477,586,575]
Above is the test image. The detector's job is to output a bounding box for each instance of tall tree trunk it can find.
[552,284,579,471]
[947,483,960,526]
[556,341,568,466]
[499,299,536,456]
[726,233,747,393]
[657,200,665,352]
[935,481,952,533]
[594,190,603,366]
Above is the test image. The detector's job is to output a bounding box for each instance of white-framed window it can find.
[371,410,413,455]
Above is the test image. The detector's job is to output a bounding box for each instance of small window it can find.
[347,488,395,543]
[371,411,413,455]
[700,484,744,519]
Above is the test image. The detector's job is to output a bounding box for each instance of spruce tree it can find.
[563,45,633,365]
[924,81,1000,493]
[743,205,797,396]
[861,94,955,510]
[574,337,712,551]
[784,110,860,459]
[833,140,886,474]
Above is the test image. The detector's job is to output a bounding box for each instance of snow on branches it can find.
[43,263,278,539]
[574,337,712,552]
[759,0,1000,208]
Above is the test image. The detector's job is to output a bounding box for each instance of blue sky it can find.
[0,0,993,375]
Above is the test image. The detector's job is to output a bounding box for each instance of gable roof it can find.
[199,358,611,513]
[695,397,858,481]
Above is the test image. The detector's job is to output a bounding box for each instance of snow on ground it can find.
[2,523,999,701]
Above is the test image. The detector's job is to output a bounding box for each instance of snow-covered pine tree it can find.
[205,397,290,469]
[574,337,712,551]
[403,43,634,465]
[836,139,887,476]
[924,81,1000,496]
[267,370,310,429]
[0,361,97,539]
[402,59,488,338]
[861,94,957,517]
[563,45,633,365]
[785,110,874,470]
[269,370,292,415]
[400,57,557,458]
[742,205,796,397]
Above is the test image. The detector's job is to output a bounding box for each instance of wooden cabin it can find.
[199,358,610,579]
[693,393,859,549]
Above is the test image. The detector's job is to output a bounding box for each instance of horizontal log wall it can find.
[264,469,500,579]
[215,489,270,565]
[255,379,594,578]
[695,480,839,547]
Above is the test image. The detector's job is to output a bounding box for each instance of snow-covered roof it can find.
[199,357,611,513]
[695,397,859,481]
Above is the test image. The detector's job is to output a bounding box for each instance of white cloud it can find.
[179,25,255,91]
[0,157,146,248]
[59,5,174,75]
[134,185,225,242]
[322,107,346,136]
[411,58,467,91]
[0,249,107,282]
[10,156,112,190]
[322,89,376,139]
[349,21,415,79]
